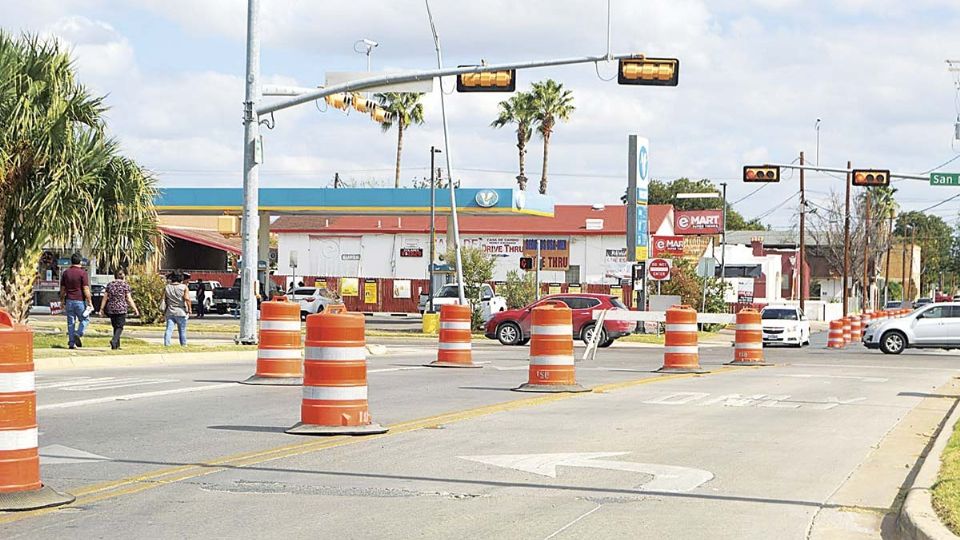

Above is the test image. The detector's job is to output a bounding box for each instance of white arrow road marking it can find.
[458,452,713,492]
[39,444,111,465]
[782,374,888,383]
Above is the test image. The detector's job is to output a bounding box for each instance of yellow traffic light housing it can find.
[852,169,890,187]
[370,106,393,124]
[351,93,374,114]
[324,93,352,111]
[456,69,516,92]
[743,166,780,183]
[618,57,680,86]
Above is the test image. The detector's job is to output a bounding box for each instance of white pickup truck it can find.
[188,281,221,313]
[418,283,507,322]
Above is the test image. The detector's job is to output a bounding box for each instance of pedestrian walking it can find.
[98,270,140,350]
[59,253,92,349]
[195,278,207,319]
[163,271,191,346]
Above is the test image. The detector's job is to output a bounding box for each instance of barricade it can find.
[242,296,303,385]
[849,316,862,343]
[513,301,588,392]
[0,310,74,510]
[426,304,480,368]
[841,316,852,345]
[726,308,767,366]
[827,319,845,349]
[658,305,708,373]
[287,305,387,435]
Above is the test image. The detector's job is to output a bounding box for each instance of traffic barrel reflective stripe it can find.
[514,301,588,392]
[426,304,479,368]
[849,316,862,342]
[841,317,852,346]
[727,308,767,366]
[242,296,303,385]
[659,305,708,373]
[0,310,73,510]
[286,305,386,435]
[827,319,845,349]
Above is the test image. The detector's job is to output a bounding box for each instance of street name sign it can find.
[930,172,960,186]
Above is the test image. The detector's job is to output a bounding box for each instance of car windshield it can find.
[610,298,628,310]
[762,309,798,320]
[437,286,459,298]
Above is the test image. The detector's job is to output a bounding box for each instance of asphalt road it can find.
[3,333,959,539]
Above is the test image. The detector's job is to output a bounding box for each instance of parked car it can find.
[418,283,507,321]
[759,305,811,347]
[484,294,634,347]
[884,300,904,310]
[287,287,337,320]
[913,297,933,309]
[212,277,261,315]
[188,281,221,313]
[863,302,960,354]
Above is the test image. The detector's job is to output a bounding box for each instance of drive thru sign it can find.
[647,258,672,281]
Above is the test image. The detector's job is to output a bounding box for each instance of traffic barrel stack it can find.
[426,304,480,368]
[841,317,852,345]
[0,310,74,510]
[242,296,303,385]
[827,319,845,349]
[659,305,708,373]
[513,301,589,392]
[849,316,862,343]
[287,305,387,435]
[726,308,767,366]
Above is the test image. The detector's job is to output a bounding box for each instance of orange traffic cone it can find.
[849,315,862,343]
[658,305,708,373]
[287,305,387,435]
[0,310,74,510]
[841,316,852,346]
[426,304,480,368]
[513,301,589,393]
[242,296,303,385]
[827,319,845,349]
[726,308,768,366]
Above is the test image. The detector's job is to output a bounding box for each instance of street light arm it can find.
[763,162,928,181]
[257,52,644,115]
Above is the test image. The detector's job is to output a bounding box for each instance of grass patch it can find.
[30,319,241,335]
[933,417,960,534]
[32,332,254,358]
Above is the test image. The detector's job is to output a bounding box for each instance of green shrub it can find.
[129,272,166,323]
[500,269,537,309]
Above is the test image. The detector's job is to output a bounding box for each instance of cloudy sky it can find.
[5,0,960,229]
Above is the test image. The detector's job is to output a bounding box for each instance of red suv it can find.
[484,294,634,347]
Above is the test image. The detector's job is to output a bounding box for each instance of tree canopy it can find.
[646,178,767,231]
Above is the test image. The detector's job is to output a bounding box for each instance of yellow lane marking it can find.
[0,368,740,524]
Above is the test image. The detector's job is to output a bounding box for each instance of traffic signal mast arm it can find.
[761,163,927,181]
[257,52,646,116]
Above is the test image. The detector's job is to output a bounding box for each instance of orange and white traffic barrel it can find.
[659,305,708,373]
[726,308,767,366]
[287,305,386,435]
[426,304,480,368]
[0,310,74,510]
[849,316,862,343]
[841,316,852,346]
[827,319,845,349]
[513,301,589,392]
[242,296,303,385]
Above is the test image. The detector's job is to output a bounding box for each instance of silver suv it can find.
[863,302,960,354]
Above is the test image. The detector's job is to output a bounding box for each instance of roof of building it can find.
[160,226,242,255]
[648,205,672,233]
[272,204,649,236]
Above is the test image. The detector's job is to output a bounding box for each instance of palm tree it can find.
[0,32,159,320]
[491,92,536,191]
[373,92,425,188]
[530,79,575,195]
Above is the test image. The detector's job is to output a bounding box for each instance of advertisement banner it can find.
[363,280,378,304]
[651,235,685,257]
[392,280,411,299]
[675,209,723,235]
[339,278,359,297]
[604,248,632,283]
[523,238,569,270]
[479,237,523,257]
[567,283,582,294]
[548,283,562,295]
[635,204,649,260]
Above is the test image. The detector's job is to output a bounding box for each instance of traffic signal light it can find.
[370,106,393,124]
[519,257,533,270]
[325,93,352,111]
[351,93,374,114]
[743,166,780,183]
[852,169,890,187]
[456,69,516,92]
[618,57,680,86]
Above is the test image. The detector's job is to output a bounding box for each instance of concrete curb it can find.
[899,397,960,539]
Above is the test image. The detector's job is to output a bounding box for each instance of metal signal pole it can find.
[842,160,851,316]
[239,0,262,344]
[798,151,806,311]
[863,189,871,311]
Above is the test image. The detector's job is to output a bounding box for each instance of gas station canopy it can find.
[155,187,554,217]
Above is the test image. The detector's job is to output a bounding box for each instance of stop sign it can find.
[647,258,672,281]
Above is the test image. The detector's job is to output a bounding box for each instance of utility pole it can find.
[842,160,851,316]
[909,226,916,301]
[884,214,893,304]
[863,189,871,311]
[900,226,908,302]
[333,172,340,188]
[238,0,261,344]
[428,146,441,313]
[798,151,806,311]
[720,182,728,283]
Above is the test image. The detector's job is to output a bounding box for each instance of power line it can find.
[921,153,960,174]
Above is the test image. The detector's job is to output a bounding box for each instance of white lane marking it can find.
[782,374,888,383]
[459,452,713,492]
[61,378,176,392]
[37,383,237,410]
[36,377,114,389]
[791,363,960,372]
[368,366,428,374]
[543,503,603,540]
[642,392,866,410]
[39,444,111,465]
[643,392,710,405]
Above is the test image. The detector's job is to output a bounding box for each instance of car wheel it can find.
[518,338,530,346]
[879,331,907,355]
[599,338,615,348]
[582,324,607,345]
[300,311,308,321]
[496,323,522,346]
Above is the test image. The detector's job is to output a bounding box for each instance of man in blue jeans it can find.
[59,253,93,349]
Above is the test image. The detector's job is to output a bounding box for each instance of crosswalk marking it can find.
[36,376,177,392]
